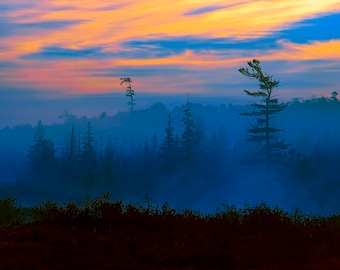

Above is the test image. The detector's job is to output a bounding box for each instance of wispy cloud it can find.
[21,46,107,60]
[0,61,20,69]
[15,20,84,30]
[0,0,340,104]
[0,18,84,38]
[184,5,227,16]
[184,2,247,16]
[122,36,281,56]
[0,3,35,13]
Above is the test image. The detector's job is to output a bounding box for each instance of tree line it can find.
[26,97,230,197]
[23,59,340,205]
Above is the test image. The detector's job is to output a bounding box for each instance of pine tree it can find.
[330,91,338,102]
[80,121,96,186]
[58,125,76,182]
[160,113,179,172]
[239,59,288,168]
[82,121,94,153]
[181,101,195,160]
[120,77,136,111]
[160,113,176,154]
[69,125,75,160]
[27,120,56,178]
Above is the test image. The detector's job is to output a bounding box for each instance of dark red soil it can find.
[1,217,340,269]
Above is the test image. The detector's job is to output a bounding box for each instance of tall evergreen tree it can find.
[80,121,96,186]
[160,114,176,154]
[27,120,56,179]
[69,125,75,161]
[160,113,179,172]
[239,59,288,168]
[181,101,196,160]
[330,91,338,102]
[58,125,77,183]
[82,121,95,153]
[120,77,136,111]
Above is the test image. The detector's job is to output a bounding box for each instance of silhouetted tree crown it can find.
[27,121,56,178]
[120,77,136,111]
[330,91,338,102]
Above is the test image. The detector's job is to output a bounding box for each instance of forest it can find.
[1,60,340,268]
[1,61,340,216]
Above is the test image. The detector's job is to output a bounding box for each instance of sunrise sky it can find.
[1,0,340,127]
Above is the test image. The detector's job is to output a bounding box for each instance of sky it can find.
[1,0,340,127]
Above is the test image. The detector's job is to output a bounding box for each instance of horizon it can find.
[0,91,324,129]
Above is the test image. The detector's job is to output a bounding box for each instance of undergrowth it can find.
[0,193,339,229]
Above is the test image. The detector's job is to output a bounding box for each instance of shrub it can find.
[241,202,291,230]
[78,193,124,229]
[30,201,63,224]
[161,202,176,217]
[0,197,25,227]
[179,209,201,220]
[216,203,241,223]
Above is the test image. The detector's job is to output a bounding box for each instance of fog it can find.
[1,94,340,216]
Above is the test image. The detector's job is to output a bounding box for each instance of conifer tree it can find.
[80,121,96,184]
[181,100,196,160]
[120,77,135,111]
[159,113,180,172]
[59,125,76,182]
[69,125,75,161]
[330,91,338,102]
[160,114,176,155]
[82,121,95,154]
[27,120,56,178]
[239,59,288,168]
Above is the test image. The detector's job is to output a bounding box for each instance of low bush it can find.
[0,194,338,230]
[0,197,25,227]
[30,200,63,224]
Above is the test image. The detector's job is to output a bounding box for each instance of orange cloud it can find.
[5,0,340,54]
[1,0,340,96]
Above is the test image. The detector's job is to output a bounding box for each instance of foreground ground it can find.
[0,196,340,269]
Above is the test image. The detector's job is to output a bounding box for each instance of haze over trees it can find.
[0,60,340,215]
[27,120,57,181]
[120,77,136,111]
[181,100,197,162]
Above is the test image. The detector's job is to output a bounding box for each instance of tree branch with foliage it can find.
[239,59,288,168]
[120,77,136,111]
